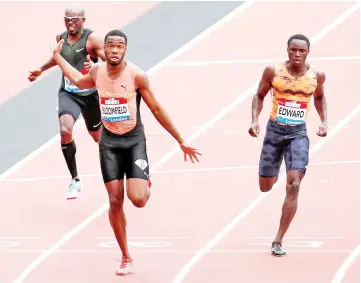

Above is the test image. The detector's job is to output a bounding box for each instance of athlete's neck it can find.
[68,28,84,41]
[286,61,309,77]
[106,60,126,73]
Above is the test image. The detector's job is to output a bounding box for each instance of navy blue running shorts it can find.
[259,119,309,178]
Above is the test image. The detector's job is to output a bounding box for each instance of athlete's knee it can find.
[129,192,148,208]
[286,173,302,199]
[60,124,73,138]
[108,193,123,211]
[132,198,147,208]
[59,115,75,142]
[259,176,277,192]
[128,187,149,208]
[60,125,73,144]
[126,178,150,208]
[89,128,101,143]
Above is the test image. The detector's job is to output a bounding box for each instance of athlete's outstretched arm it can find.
[249,65,275,137]
[135,70,201,162]
[313,71,328,137]
[51,39,96,90]
[28,35,61,82]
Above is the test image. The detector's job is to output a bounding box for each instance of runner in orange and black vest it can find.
[249,34,328,256]
[51,29,202,276]
[28,5,106,200]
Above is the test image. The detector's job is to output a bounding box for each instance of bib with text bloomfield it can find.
[100,97,130,122]
[276,98,307,125]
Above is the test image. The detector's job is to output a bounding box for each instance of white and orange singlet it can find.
[270,61,318,126]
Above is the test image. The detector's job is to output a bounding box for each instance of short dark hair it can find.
[104,29,127,45]
[287,34,310,48]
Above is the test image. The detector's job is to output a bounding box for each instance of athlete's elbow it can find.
[74,80,86,89]
[256,92,266,100]
[151,105,162,117]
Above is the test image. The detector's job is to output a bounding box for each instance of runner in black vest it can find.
[28,5,106,200]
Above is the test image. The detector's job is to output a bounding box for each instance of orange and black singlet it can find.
[95,61,145,148]
[270,61,318,126]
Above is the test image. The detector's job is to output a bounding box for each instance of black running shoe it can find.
[271,241,286,256]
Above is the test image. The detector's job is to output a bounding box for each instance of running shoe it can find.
[66,179,82,200]
[116,256,133,276]
[271,241,286,256]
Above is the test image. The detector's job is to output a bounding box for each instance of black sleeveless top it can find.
[59,28,97,96]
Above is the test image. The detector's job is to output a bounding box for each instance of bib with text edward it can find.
[276,98,307,125]
[100,97,130,122]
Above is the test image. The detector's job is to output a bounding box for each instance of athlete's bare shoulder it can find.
[88,62,102,80]
[261,64,276,82]
[126,61,147,81]
[264,64,276,75]
[309,63,326,84]
[126,61,143,73]
[87,31,104,49]
[316,70,326,86]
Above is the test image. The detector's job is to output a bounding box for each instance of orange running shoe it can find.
[116,256,133,276]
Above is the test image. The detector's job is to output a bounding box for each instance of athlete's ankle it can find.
[122,253,132,260]
[273,236,283,244]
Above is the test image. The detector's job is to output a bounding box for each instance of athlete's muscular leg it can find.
[60,114,75,143]
[273,127,309,244]
[274,170,304,243]
[126,178,151,208]
[125,141,151,207]
[59,114,79,179]
[105,179,132,259]
[82,111,101,143]
[88,128,101,143]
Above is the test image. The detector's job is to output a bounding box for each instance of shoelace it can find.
[120,256,132,268]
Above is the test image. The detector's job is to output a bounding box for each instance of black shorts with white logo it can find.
[58,90,102,132]
[99,139,150,183]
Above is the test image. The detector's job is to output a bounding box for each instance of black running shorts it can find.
[99,140,150,183]
[58,90,101,132]
[259,119,310,178]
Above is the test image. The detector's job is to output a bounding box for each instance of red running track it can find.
[0,2,359,283]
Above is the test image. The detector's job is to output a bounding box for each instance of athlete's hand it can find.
[179,142,202,163]
[28,69,42,82]
[51,39,64,56]
[84,55,93,70]
[316,122,328,137]
[248,121,260,137]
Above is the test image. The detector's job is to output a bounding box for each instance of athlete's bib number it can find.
[100,97,130,122]
[276,98,307,125]
[64,73,92,94]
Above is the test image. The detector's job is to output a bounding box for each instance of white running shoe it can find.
[66,179,82,200]
[116,256,133,276]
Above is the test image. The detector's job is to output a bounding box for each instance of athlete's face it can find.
[287,39,309,67]
[104,36,127,66]
[64,11,85,35]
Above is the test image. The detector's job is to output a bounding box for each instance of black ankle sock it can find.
[61,140,78,179]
